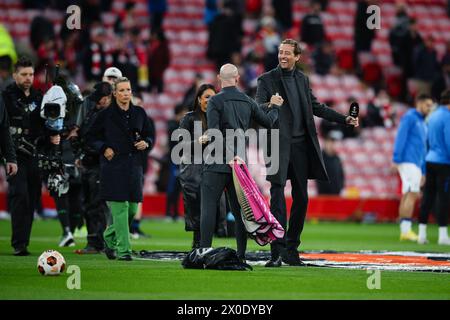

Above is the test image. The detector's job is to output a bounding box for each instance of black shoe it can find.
[104,242,116,260]
[265,257,282,268]
[118,254,133,261]
[237,255,247,264]
[281,251,306,266]
[13,248,30,256]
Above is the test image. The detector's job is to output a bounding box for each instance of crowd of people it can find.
[206,0,450,123]
[0,37,360,265]
[0,0,170,95]
[2,0,450,142]
[0,57,155,260]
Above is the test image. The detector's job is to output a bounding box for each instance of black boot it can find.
[265,257,282,267]
[265,241,283,268]
[192,230,201,249]
[104,241,116,260]
[281,249,306,267]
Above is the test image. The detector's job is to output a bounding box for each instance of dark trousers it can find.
[419,162,450,226]
[200,171,247,258]
[48,176,83,234]
[183,189,200,232]
[8,156,41,250]
[68,176,84,230]
[269,140,309,258]
[184,189,228,234]
[81,167,108,250]
[216,193,228,237]
[166,163,181,219]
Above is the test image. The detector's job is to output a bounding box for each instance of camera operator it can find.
[0,95,17,176]
[87,77,153,261]
[2,56,43,256]
[73,81,112,254]
[38,74,90,248]
[37,84,77,247]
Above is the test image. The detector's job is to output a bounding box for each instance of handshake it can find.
[269,93,284,108]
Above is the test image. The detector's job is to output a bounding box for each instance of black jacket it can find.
[354,1,376,52]
[87,100,153,202]
[413,45,440,82]
[178,111,206,198]
[317,151,345,195]
[207,13,243,61]
[205,86,279,174]
[255,66,347,185]
[0,95,16,163]
[2,82,43,159]
[301,13,325,46]
[178,111,207,161]
[77,96,104,167]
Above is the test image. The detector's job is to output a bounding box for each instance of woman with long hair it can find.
[178,83,217,248]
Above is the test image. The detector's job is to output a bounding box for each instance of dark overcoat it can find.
[87,100,153,202]
[177,111,205,200]
[255,66,347,186]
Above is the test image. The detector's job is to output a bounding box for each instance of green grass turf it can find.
[0,219,449,300]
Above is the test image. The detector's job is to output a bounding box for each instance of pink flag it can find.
[232,162,285,246]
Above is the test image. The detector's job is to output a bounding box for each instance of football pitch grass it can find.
[0,219,449,300]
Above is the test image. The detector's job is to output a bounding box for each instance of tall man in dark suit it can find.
[256,39,359,267]
[199,63,281,260]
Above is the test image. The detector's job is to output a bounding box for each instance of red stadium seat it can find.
[362,61,382,85]
[336,48,354,71]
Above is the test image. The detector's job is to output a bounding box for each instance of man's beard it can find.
[18,83,31,91]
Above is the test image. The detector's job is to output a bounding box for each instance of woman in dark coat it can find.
[178,84,216,248]
[88,77,153,261]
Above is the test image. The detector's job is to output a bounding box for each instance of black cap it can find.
[91,82,112,102]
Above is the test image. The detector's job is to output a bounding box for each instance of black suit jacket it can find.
[255,66,347,185]
[205,86,279,174]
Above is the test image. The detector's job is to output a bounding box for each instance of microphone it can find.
[349,101,359,118]
[347,101,359,129]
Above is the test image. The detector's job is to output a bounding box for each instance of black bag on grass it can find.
[182,247,252,271]
[181,248,205,269]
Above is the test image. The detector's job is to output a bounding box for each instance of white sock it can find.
[418,224,427,239]
[400,219,412,234]
[439,227,449,240]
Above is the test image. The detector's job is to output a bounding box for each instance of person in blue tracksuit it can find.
[392,93,433,241]
[418,90,450,245]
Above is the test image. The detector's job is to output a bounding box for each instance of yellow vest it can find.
[0,24,18,65]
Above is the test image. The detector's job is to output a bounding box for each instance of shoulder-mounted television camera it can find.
[40,85,67,133]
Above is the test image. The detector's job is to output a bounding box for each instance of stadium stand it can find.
[1,0,450,208]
